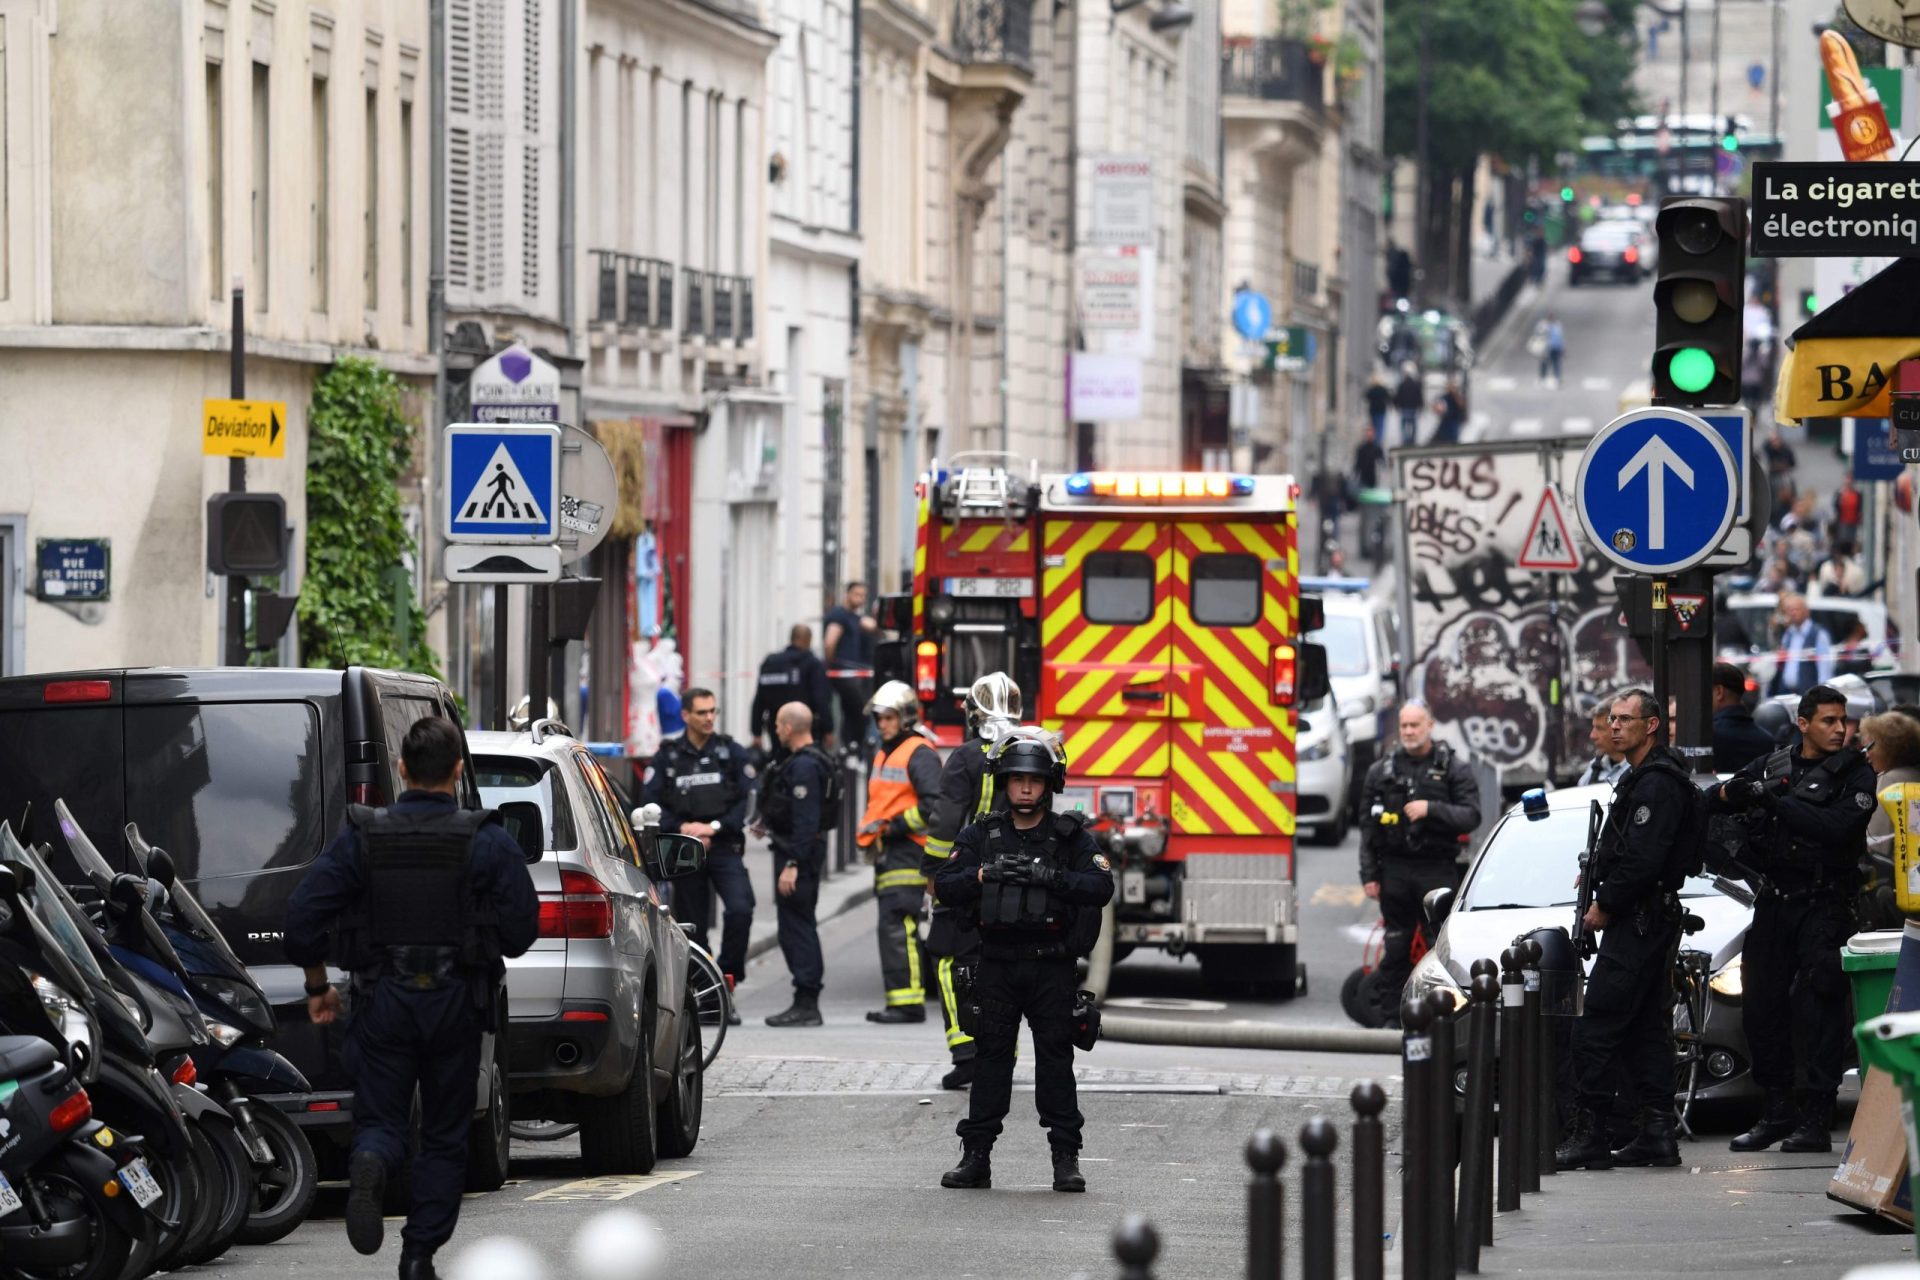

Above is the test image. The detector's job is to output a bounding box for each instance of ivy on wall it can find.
[297,357,439,675]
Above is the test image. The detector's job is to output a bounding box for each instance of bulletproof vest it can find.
[348,805,499,968]
[1756,745,1870,890]
[656,735,740,823]
[758,649,808,694]
[759,747,833,837]
[1601,748,1701,892]
[1373,744,1459,860]
[978,813,1076,934]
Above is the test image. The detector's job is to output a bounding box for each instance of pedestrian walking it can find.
[1712,663,1774,774]
[640,687,755,1005]
[1769,594,1834,697]
[1861,710,1920,932]
[1364,372,1392,440]
[1832,477,1864,549]
[751,624,835,749]
[1712,686,1875,1153]
[857,680,944,1022]
[823,582,879,749]
[1531,313,1566,386]
[1429,380,1467,445]
[1358,702,1481,1021]
[935,730,1114,1194]
[1393,365,1423,447]
[284,716,540,1280]
[1353,422,1386,490]
[1574,702,1628,786]
[1556,690,1696,1171]
[757,702,838,1027]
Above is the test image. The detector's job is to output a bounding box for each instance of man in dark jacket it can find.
[285,717,539,1280]
[757,702,835,1028]
[1393,367,1424,447]
[1359,701,1481,1019]
[751,624,834,747]
[1712,662,1774,774]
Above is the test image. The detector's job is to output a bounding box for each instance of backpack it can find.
[1630,751,1712,883]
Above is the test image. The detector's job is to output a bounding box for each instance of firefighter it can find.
[858,679,944,1022]
[934,732,1115,1194]
[751,624,835,749]
[1359,700,1480,1021]
[922,672,1023,1089]
[285,717,539,1280]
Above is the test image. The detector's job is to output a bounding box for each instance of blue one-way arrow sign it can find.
[1574,408,1739,576]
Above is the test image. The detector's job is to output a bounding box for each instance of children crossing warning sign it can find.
[444,424,561,544]
[1516,487,1582,572]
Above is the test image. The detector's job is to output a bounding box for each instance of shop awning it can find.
[1775,257,1920,422]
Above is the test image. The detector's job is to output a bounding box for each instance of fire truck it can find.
[880,454,1330,995]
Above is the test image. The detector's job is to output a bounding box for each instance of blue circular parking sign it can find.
[1232,289,1272,341]
[1574,408,1738,575]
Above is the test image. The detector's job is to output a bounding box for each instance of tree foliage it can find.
[298,357,438,675]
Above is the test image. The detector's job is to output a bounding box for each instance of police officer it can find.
[1556,689,1695,1171]
[755,702,836,1028]
[641,687,755,1007]
[1714,684,1875,1154]
[1712,662,1775,774]
[1359,700,1481,1018]
[921,672,1022,1089]
[285,717,539,1280]
[751,624,835,748]
[934,733,1114,1194]
[858,680,944,1021]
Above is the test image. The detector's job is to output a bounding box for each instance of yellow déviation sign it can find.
[202,399,288,459]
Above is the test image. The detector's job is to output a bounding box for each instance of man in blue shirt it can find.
[1769,594,1834,697]
[824,582,878,747]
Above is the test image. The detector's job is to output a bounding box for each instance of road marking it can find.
[1486,376,1518,392]
[1563,416,1593,434]
[523,1171,701,1202]
[1582,376,1611,392]
[1511,417,1544,436]
[1312,883,1368,907]
[1461,412,1492,443]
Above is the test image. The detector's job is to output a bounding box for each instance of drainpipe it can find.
[429,0,449,644]
[560,0,579,356]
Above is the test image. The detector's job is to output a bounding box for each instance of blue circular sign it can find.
[1574,408,1738,575]
[1232,289,1273,341]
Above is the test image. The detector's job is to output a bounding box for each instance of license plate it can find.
[118,1158,162,1209]
[0,1173,21,1217]
[945,576,1032,599]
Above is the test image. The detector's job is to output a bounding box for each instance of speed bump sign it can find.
[203,399,288,459]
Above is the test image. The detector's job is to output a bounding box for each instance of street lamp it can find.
[1150,6,1194,33]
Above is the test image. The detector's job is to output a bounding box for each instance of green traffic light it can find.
[1806,294,1820,313]
[1669,347,1716,394]
[1560,187,1575,202]
[1721,134,1738,151]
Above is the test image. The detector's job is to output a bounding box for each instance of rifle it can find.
[1573,798,1604,959]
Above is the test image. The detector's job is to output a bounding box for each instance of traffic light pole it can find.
[225,280,248,667]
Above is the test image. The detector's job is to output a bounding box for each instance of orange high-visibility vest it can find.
[858,736,932,848]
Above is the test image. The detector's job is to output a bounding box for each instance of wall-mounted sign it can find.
[1069,353,1143,421]
[471,343,563,423]
[1751,163,1920,259]
[36,539,110,602]
[1086,153,1154,248]
[1078,251,1146,331]
[1842,0,1920,54]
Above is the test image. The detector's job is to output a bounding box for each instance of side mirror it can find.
[109,873,148,911]
[1422,886,1455,929]
[1297,643,1332,705]
[652,832,707,880]
[146,847,177,888]
[496,801,547,865]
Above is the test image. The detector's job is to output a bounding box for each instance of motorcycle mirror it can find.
[145,847,177,888]
[1422,886,1455,928]
[108,874,148,912]
[0,863,18,898]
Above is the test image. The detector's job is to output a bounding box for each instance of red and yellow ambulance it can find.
[894,455,1328,994]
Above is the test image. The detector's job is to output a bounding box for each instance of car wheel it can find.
[465,1049,511,1192]
[581,1002,660,1176]
[656,988,704,1159]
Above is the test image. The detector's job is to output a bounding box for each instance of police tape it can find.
[676,667,880,680]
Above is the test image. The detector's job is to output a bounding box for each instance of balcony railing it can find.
[592,250,674,330]
[1220,37,1324,114]
[953,0,1033,69]
[1292,259,1320,301]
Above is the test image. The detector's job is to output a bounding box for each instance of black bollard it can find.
[1301,1117,1339,1280]
[1496,947,1523,1213]
[1114,1214,1161,1280]
[1469,958,1498,1245]
[1524,938,1555,1179]
[1351,1081,1387,1280]
[1455,973,1499,1273]
[1245,1130,1286,1280]
[1426,989,1458,1280]
[1401,996,1434,1280]
[1517,941,1541,1194]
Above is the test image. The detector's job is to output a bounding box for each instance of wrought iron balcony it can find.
[953,0,1032,69]
[1220,36,1323,114]
[591,250,674,330]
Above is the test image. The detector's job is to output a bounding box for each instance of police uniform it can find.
[284,791,539,1274]
[758,744,834,1022]
[860,729,945,1018]
[934,807,1114,1188]
[921,736,1006,1078]
[751,645,834,742]
[1557,745,1694,1170]
[1358,741,1480,1012]
[641,731,755,981]
[1714,740,1876,1151]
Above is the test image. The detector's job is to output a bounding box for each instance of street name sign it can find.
[1750,162,1920,258]
[202,399,288,459]
[1575,408,1739,575]
[36,539,110,602]
[444,423,561,544]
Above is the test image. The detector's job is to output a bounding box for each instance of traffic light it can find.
[1560,186,1575,204]
[1652,197,1745,407]
[206,492,289,576]
[1721,115,1739,151]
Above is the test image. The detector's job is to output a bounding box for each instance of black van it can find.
[0,666,511,1185]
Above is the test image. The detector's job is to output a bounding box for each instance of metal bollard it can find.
[1351,1080,1387,1280]
[1114,1214,1161,1280]
[1426,989,1458,1280]
[1469,958,1497,1245]
[1301,1117,1338,1280]
[1455,973,1499,1273]
[1517,940,1541,1194]
[1524,938,1555,1179]
[1496,947,1523,1213]
[1400,996,1434,1280]
[1245,1130,1286,1280]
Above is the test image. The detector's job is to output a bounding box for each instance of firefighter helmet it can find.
[987,726,1067,793]
[964,673,1022,735]
[866,679,921,727]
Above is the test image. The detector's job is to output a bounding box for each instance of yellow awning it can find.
[1774,336,1920,422]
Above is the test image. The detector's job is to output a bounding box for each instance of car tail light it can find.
[914,641,940,701]
[561,1009,609,1023]
[1270,644,1299,707]
[306,1100,341,1113]
[49,1089,92,1134]
[170,1057,197,1086]
[350,782,382,806]
[1567,247,1582,264]
[539,870,614,939]
[43,680,112,704]
[1624,246,1639,264]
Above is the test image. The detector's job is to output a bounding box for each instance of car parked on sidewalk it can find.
[470,722,708,1172]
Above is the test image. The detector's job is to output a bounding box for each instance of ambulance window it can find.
[1191,555,1261,626]
[1083,553,1154,624]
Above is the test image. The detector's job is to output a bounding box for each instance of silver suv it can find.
[469,723,706,1173]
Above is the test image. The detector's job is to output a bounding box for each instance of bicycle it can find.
[684,934,732,1071]
[1670,937,1713,1137]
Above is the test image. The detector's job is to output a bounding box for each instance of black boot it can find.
[1051,1146,1086,1193]
[866,1005,927,1024]
[941,1059,976,1091]
[1780,1095,1836,1153]
[1555,1107,1615,1171]
[941,1145,992,1189]
[1611,1107,1681,1167]
[345,1149,387,1256]
[766,990,823,1027]
[399,1252,439,1280]
[1729,1091,1797,1152]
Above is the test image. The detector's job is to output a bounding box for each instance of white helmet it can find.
[964,673,1022,735]
[866,679,920,727]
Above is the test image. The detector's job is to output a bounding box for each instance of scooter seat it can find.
[0,1034,58,1079]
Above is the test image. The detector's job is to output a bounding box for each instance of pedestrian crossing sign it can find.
[1516,487,1582,572]
[444,424,561,544]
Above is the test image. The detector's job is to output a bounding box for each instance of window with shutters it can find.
[311,75,329,313]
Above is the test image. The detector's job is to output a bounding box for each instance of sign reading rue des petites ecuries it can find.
[1751,162,1920,258]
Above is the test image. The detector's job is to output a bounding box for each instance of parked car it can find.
[1295,693,1351,845]
[1717,591,1896,694]
[1568,220,1652,285]
[0,666,512,1184]
[1303,578,1403,823]
[470,723,706,1172]
[1406,783,1758,1108]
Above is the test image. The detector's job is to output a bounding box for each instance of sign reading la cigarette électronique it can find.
[1750,162,1920,258]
